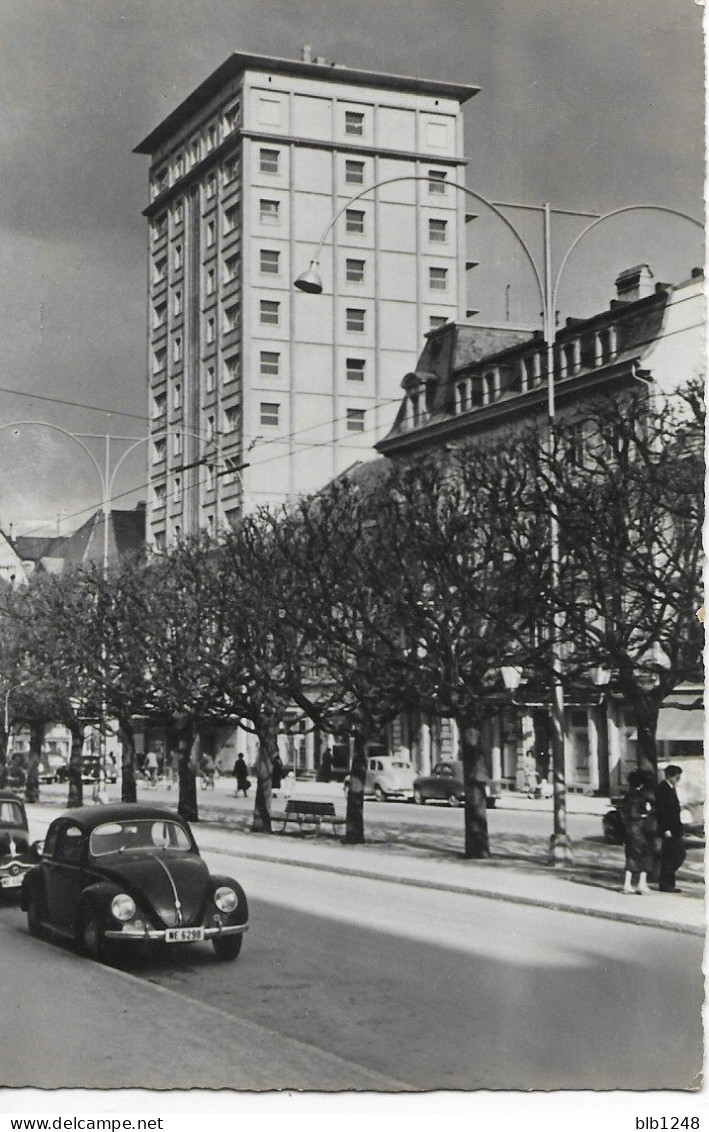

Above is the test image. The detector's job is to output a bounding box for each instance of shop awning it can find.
[656,693,705,742]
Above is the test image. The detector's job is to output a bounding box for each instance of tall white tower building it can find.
[135,48,478,547]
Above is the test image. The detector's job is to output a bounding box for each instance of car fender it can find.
[209,874,249,924]
[19,864,43,911]
[75,880,130,935]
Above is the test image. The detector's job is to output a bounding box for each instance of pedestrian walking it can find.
[144,749,159,787]
[200,752,216,790]
[166,749,179,790]
[233,753,251,797]
[621,769,657,894]
[655,764,686,892]
[317,748,332,783]
[271,753,284,792]
[522,749,540,798]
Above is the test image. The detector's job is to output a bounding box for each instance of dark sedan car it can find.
[0,793,38,898]
[413,761,498,808]
[414,761,467,807]
[21,803,248,963]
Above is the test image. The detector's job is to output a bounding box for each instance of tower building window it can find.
[345,110,364,136]
[345,160,365,185]
[260,300,280,325]
[260,199,280,224]
[346,358,365,382]
[260,351,280,376]
[260,249,280,275]
[346,408,366,433]
[345,210,365,235]
[260,148,280,174]
[260,402,280,427]
[346,308,365,332]
[428,170,447,195]
[346,259,365,283]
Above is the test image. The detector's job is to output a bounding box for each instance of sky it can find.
[0,0,704,537]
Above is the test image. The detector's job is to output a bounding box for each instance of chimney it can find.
[316,55,327,65]
[301,45,313,63]
[614,264,654,302]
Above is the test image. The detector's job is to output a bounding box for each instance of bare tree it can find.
[531,384,704,769]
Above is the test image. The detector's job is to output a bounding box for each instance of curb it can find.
[204,843,705,937]
[29,796,704,937]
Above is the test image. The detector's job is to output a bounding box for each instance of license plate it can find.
[1,875,23,888]
[165,927,204,943]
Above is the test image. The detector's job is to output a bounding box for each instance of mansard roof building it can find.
[377,264,704,457]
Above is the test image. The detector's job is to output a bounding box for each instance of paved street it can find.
[0,850,702,1091]
[0,794,703,1091]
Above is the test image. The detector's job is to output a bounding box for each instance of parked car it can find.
[38,753,66,785]
[20,802,249,964]
[55,756,118,786]
[602,794,705,844]
[344,756,415,801]
[0,793,40,898]
[413,760,498,808]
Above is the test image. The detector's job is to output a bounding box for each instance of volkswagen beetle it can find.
[20,802,248,963]
[0,792,38,898]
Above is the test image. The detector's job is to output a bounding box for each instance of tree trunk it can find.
[343,732,367,844]
[25,722,43,804]
[67,723,84,809]
[617,676,661,774]
[458,720,490,859]
[177,719,199,823]
[633,698,660,773]
[251,720,279,833]
[118,718,137,803]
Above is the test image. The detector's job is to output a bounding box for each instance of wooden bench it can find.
[275,799,346,836]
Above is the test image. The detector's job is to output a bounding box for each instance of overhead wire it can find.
[11,391,405,540]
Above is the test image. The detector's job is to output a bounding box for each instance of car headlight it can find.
[214,886,238,913]
[111,893,137,922]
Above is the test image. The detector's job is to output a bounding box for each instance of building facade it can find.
[135,48,478,547]
[375,265,705,799]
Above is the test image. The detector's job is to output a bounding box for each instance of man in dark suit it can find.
[655,764,686,892]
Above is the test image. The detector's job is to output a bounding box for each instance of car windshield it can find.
[89,819,192,857]
[0,801,24,827]
[390,762,411,770]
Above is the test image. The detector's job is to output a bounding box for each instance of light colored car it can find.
[365,756,415,801]
[344,756,415,801]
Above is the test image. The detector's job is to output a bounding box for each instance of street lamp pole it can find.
[295,175,702,864]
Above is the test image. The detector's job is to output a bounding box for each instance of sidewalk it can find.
[29,784,705,937]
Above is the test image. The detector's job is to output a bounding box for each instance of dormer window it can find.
[560,340,580,377]
[455,379,471,414]
[595,326,617,365]
[483,370,499,405]
[520,355,537,391]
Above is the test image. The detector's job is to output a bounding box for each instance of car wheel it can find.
[413,788,425,805]
[374,785,385,802]
[79,913,105,961]
[78,910,119,965]
[212,933,243,962]
[448,793,462,808]
[26,887,45,938]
